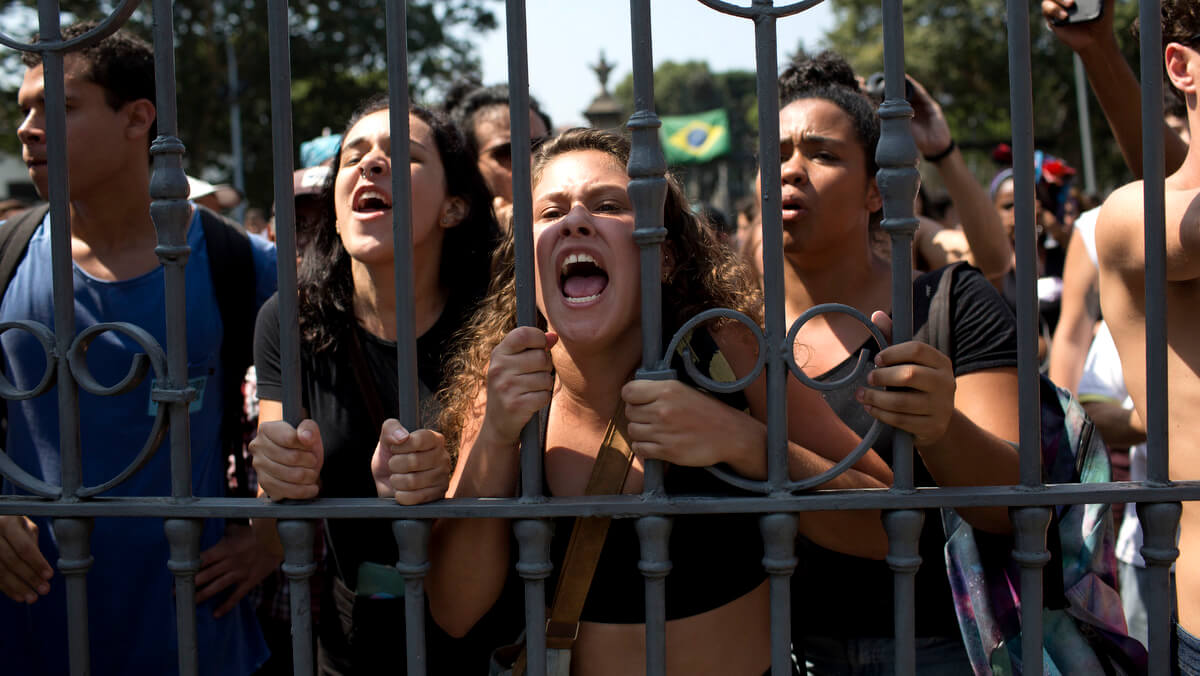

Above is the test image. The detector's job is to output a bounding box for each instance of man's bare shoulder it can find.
[1095,181,1146,270]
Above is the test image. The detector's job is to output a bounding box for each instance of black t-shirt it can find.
[255,292,468,584]
[255,291,521,671]
[793,265,1018,640]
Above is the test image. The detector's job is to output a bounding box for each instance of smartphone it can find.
[1053,0,1103,25]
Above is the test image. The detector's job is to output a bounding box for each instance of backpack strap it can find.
[0,204,51,299]
[197,205,258,499]
[914,260,965,357]
[0,204,51,443]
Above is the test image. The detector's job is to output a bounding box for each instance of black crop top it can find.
[543,328,767,624]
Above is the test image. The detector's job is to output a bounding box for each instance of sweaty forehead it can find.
[534,150,627,197]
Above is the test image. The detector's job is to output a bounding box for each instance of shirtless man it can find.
[1095,2,1200,669]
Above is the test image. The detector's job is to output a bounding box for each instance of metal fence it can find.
[0,0,1193,675]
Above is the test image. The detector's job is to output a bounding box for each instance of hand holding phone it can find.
[1048,0,1104,26]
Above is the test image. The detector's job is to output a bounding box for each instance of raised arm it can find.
[1042,0,1187,177]
[909,77,1014,285]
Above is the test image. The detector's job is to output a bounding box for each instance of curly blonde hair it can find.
[438,128,762,457]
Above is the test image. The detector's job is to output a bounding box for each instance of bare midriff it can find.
[568,580,772,676]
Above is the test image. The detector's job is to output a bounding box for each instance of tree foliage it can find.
[821,0,1141,193]
[1,0,497,208]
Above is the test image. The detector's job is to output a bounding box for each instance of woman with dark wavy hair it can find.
[427,128,897,675]
[248,95,503,673]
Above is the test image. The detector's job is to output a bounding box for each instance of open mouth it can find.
[353,188,392,215]
[781,195,806,218]
[559,252,609,305]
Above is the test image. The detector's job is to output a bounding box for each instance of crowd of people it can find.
[0,0,1197,673]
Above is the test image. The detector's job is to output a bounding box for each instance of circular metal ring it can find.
[784,303,888,391]
[0,320,58,400]
[659,308,767,394]
[696,0,825,19]
[701,417,883,494]
[64,323,170,498]
[705,465,769,494]
[67,323,165,398]
[783,419,883,492]
[0,0,141,53]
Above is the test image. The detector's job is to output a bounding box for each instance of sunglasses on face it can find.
[483,136,550,169]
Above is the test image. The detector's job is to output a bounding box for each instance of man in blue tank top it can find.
[0,21,274,675]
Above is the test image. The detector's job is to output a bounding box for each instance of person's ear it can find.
[439,197,467,228]
[123,99,156,141]
[866,178,883,214]
[1166,43,1197,97]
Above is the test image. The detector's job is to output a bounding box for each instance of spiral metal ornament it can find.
[784,304,888,391]
[65,323,175,498]
[674,303,889,494]
[0,321,61,497]
[0,321,58,400]
[696,0,825,19]
[0,0,141,52]
[659,309,768,394]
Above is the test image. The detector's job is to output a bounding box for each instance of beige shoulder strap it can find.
[515,402,635,675]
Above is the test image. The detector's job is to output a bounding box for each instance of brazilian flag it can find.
[660,109,730,165]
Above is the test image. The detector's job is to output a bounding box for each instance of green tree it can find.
[820,0,1141,194]
[1,0,497,209]
[613,61,759,217]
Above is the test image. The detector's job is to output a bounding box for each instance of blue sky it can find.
[476,0,835,128]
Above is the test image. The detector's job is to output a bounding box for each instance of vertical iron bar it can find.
[507,0,543,504]
[629,2,672,672]
[35,7,87,675]
[1011,507,1052,674]
[636,516,672,676]
[627,0,671,485]
[750,3,789,495]
[165,519,203,676]
[1006,0,1042,491]
[876,0,923,670]
[1138,0,1167,488]
[1140,502,1181,675]
[394,521,431,676]
[38,0,78,502]
[385,0,416,430]
[505,5,551,675]
[761,513,798,676]
[881,511,923,675]
[54,518,93,676]
[150,0,193,504]
[264,2,314,674]
[1006,0,1046,670]
[265,0,300,425]
[515,519,553,676]
[382,4,430,674]
[278,521,317,676]
[149,1,205,674]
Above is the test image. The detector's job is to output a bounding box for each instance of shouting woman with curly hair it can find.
[426,128,903,675]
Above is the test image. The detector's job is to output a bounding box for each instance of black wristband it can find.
[923,139,956,163]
